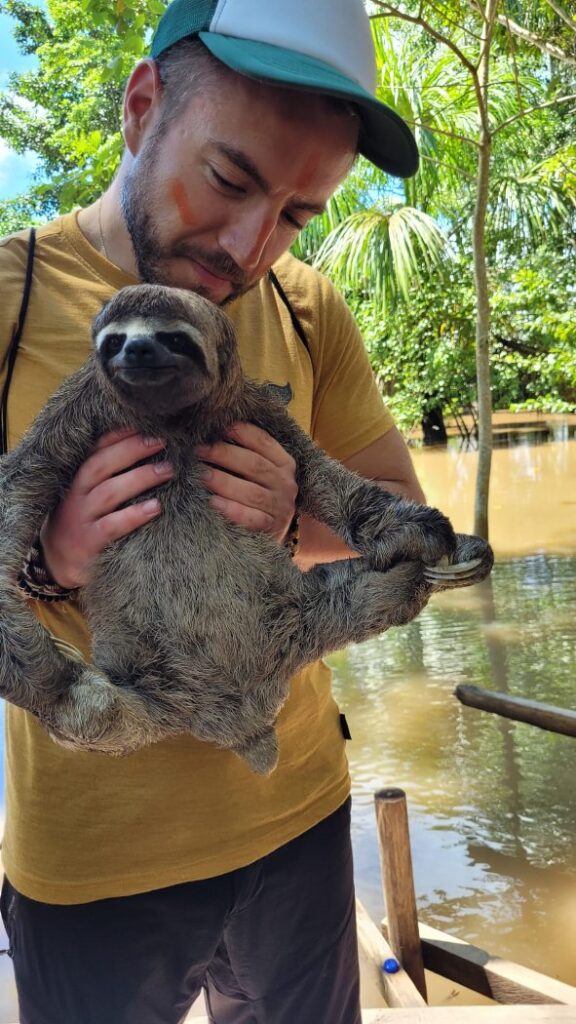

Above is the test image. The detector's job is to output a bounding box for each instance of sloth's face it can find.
[93,285,240,416]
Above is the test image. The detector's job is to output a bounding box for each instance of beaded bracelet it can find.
[284,512,300,559]
[18,540,76,603]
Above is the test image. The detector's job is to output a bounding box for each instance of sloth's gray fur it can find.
[0,284,493,773]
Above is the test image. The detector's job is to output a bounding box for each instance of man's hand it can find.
[195,422,298,542]
[40,429,174,589]
[40,422,298,590]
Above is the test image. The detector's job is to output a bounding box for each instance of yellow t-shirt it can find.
[0,212,393,904]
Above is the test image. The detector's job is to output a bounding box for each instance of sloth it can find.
[0,284,493,774]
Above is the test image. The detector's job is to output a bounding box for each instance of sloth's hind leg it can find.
[296,558,433,664]
[0,590,155,754]
[40,665,156,755]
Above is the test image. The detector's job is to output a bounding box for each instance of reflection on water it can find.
[334,431,576,989]
[491,422,576,447]
[412,436,576,558]
[447,420,576,450]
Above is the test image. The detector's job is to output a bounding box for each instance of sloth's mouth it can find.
[115,366,178,385]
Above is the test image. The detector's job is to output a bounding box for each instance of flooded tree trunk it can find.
[472,0,498,541]
[421,403,448,446]
[472,131,493,540]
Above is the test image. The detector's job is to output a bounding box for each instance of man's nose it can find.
[219,207,278,273]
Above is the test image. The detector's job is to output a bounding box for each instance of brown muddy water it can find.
[0,421,575,1017]
[336,424,576,990]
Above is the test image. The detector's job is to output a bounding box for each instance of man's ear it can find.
[123,59,164,156]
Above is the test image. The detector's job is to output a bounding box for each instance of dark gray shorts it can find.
[1,798,361,1024]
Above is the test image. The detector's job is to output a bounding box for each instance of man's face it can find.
[121,71,358,305]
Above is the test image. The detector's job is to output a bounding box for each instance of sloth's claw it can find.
[424,557,484,584]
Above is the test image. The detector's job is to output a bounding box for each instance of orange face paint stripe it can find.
[169,178,196,227]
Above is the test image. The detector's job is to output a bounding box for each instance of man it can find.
[0,1,424,1021]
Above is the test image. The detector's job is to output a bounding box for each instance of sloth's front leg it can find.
[255,410,457,570]
[296,450,457,571]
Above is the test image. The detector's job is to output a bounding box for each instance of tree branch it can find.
[496,13,576,64]
[421,0,484,42]
[370,2,478,75]
[407,117,480,147]
[465,0,488,23]
[419,151,478,182]
[371,1,492,136]
[494,334,540,357]
[543,0,576,36]
[493,92,576,134]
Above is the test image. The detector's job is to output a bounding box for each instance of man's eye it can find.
[283,211,306,231]
[210,168,245,194]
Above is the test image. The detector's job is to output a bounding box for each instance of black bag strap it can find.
[268,268,311,359]
[1,227,36,455]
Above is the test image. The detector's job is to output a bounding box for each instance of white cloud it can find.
[10,93,41,114]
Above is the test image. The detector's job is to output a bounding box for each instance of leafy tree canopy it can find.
[0,0,164,221]
[1,0,575,432]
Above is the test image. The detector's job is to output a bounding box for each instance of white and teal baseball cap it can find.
[150,0,419,178]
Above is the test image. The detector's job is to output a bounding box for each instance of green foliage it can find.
[351,259,477,434]
[296,7,576,431]
[352,244,576,435]
[0,0,165,232]
[0,0,574,429]
[295,186,446,310]
[491,247,576,413]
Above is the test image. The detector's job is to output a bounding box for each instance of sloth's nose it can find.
[123,337,159,365]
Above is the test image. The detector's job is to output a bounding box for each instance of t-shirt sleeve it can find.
[309,276,394,462]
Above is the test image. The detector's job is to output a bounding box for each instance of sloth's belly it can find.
[82,507,302,644]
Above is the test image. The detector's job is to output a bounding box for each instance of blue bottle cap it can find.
[383,957,400,974]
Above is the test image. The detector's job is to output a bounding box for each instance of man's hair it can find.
[155,37,223,129]
[154,37,359,132]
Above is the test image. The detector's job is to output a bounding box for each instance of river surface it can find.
[336,426,576,989]
[0,422,575,1015]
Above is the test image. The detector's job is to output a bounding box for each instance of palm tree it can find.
[293,183,446,311]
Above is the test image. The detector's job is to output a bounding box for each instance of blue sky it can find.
[0,10,40,201]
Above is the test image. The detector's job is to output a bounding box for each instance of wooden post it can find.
[455,684,576,738]
[374,788,427,1001]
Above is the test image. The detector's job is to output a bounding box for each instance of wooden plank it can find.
[356,898,427,1008]
[454,684,576,738]
[192,1012,576,1024]
[362,1010,576,1022]
[375,789,428,1001]
[417,922,576,1005]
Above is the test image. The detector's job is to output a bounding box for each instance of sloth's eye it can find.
[104,333,125,356]
[157,331,191,355]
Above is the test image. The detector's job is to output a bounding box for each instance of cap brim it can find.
[199,32,419,178]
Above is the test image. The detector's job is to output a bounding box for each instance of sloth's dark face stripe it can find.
[95,318,201,353]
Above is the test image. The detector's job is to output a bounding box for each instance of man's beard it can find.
[120,139,253,306]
